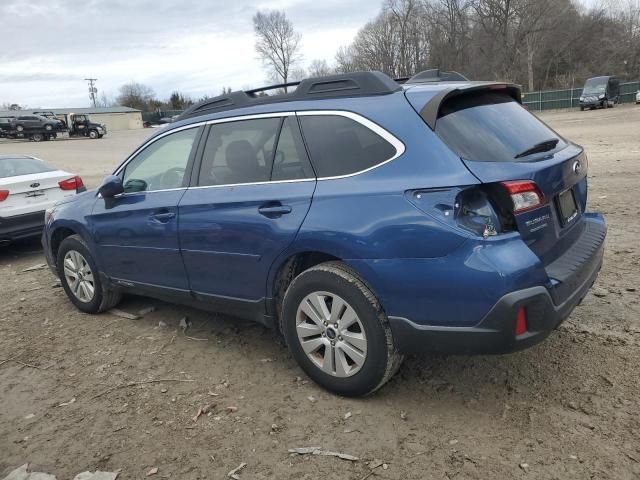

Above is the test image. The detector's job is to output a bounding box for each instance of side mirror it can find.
[98,175,124,198]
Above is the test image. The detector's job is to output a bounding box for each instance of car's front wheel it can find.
[89,130,98,139]
[281,262,403,396]
[57,234,121,313]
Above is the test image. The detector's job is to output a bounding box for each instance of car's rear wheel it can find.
[57,234,121,313]
[281,261,403,396]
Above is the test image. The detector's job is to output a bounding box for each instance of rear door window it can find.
[435,92,567,162]
[198,118,281,186]
[271,117,315,181]
[299,114,397,177]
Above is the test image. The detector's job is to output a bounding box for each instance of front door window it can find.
[122,128,199,193]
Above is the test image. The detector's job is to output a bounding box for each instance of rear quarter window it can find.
[435,92,567,162]
[299,114,397,177]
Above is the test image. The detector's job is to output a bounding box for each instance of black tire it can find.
[32,133,43,142]
[89,130,98,139]
[45,124,53,131]
[16,125,24,132]
[280,261,403,397]
[56,234,121,314]
[580,106,584,111]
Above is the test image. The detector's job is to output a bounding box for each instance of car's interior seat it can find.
[223,140,268,184]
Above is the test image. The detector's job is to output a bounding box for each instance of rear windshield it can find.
[435,92,566,162]
[0,157,54,178]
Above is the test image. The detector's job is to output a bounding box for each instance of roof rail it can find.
[245,81,300,96]
[177,71,402,121]
[406,69,469,84]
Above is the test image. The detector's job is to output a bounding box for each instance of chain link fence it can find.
[522,81,639,111]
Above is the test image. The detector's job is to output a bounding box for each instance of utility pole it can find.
[85,78,98,107]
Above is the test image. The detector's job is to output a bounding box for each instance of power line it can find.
[85,78,98,107]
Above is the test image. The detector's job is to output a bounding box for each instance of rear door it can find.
[178,114,316,311]
[416,89,588,264]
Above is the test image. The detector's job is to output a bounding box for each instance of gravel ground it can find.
[1,107,639,479]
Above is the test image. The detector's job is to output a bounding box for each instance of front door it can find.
[178,115,316,310]
[90,126,202,291]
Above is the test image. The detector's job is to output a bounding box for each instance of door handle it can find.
[149,210,176,223]
[258,204,292,217]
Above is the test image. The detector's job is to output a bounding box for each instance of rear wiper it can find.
[514,139,559,159]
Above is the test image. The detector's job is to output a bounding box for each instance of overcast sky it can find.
[0,0,381,108]
[1,0,598,109]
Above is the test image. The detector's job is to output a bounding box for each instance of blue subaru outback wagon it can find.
[43,70,606,396]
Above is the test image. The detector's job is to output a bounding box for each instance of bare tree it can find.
[308,59,333,77]
[253,10,303,91]
[95,92,117,108]
[339,0,639,91]
[116,82,156,110]
[335,45,358,73]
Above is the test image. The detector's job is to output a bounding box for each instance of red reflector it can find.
[515,306,527,336]
[58,176,84,191]
[0,190,8,202]
[501,180,544,214]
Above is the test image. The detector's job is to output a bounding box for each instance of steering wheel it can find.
[160,167,186,188]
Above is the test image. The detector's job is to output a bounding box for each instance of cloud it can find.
[0,73,80,82]
[0,0,379,107]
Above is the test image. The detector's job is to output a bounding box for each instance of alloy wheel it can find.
[63,250,95,303]
[295,291,368,378]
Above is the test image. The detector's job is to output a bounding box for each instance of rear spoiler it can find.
[418,83,522,130]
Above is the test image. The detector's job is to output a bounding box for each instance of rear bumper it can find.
[0,211,45,242]
[389,214,606,355]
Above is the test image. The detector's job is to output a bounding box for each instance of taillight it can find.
[0,190,8,202]
[501,180,544,214]
[454,188,501,237]
[58,176,84,191]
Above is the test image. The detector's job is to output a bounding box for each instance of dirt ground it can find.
[1,107,639,479]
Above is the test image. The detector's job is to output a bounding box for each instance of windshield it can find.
[435,92,566,162]
[0,157,55,178]
[583,78,607,95]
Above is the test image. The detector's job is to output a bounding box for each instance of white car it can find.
[0,155,84,245]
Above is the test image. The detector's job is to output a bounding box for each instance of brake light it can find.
[58,176,84,191]
[515,306,528,336]
[0,190,8,202]
[501,180,544,214]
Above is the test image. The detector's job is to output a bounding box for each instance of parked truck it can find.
[33,111,106,139]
